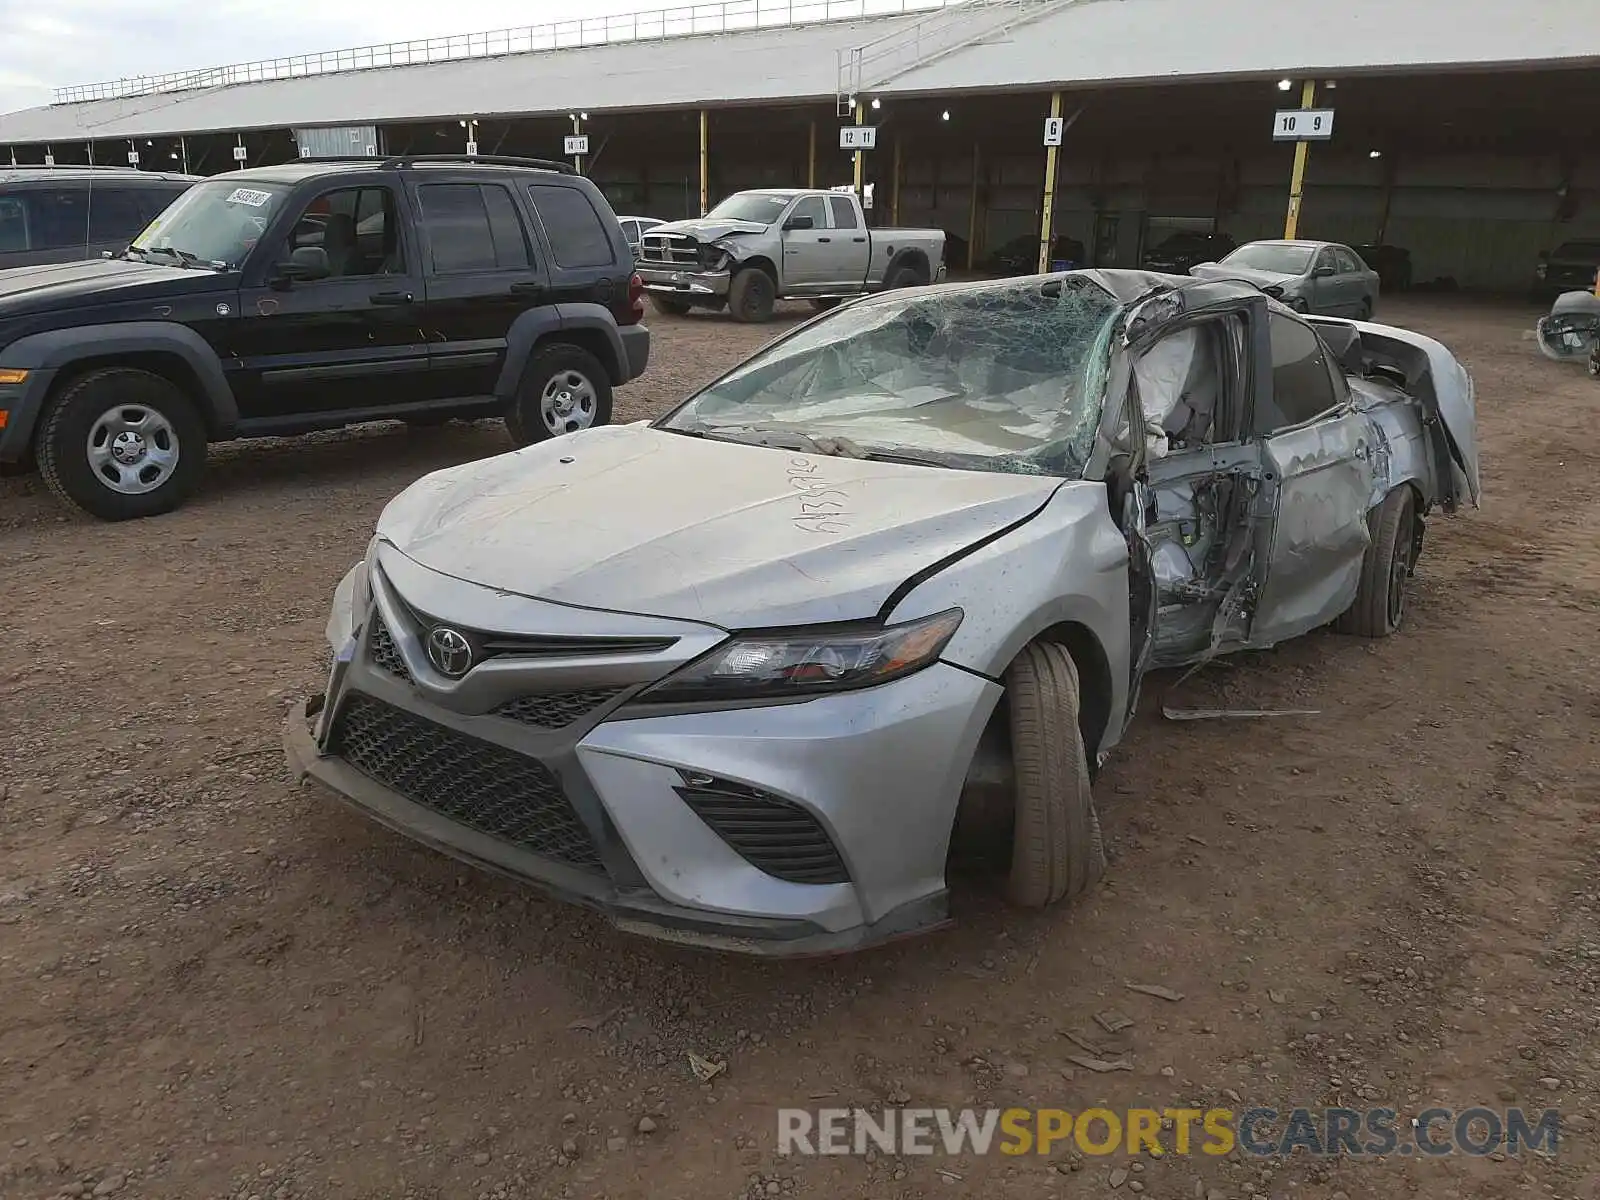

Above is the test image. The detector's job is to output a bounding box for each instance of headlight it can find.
[639,609,963,704]
[1261,284,1286,299]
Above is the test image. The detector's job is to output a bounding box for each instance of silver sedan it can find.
[1190,239,1380,317]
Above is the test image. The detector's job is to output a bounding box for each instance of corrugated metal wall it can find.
[292,127,380,159]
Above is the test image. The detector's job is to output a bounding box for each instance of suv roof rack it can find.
[293,153,575,175]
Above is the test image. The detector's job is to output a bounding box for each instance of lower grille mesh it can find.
[676,778,849,885]
[330,693,603,871]
[367,615,410,681]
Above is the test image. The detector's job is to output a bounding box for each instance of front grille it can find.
[367,615,410,681]
[640,235,701,266]
[676,777,849,885]
[330,693,604,871]
[493,688,624,729]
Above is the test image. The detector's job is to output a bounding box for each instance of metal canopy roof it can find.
[2,0,1595,146]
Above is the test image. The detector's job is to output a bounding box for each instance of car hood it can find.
[376,423,1063,628]
[1187,263,1299,289]
[0,257,211,318]
[645,217,769,242]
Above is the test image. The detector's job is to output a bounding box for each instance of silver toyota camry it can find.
[284,270,1480,956]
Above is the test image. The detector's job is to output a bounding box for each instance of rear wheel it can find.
[728,267,776,323]
[1336,486,1417,637]
[1003,641,1105,908]
[506,344,612,446]
[650,294,693,317]
[884,261,927,290]
[36,367,207,521]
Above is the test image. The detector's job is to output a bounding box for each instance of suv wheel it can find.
[507,345,613,446]
[728,267,776,323]
[37,367,206,520]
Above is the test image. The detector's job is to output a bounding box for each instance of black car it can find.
[1352,243,1413,292]
[982,233,1087,275]
[0,154,650,520]
[0,165,197,270]
[1141,230,1237,275]
[1533,239,1600,302]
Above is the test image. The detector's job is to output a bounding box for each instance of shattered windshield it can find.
[705,193,790,224]
[1221,244,1314,274]
[659,277,1121,477]
[130,179,291,268]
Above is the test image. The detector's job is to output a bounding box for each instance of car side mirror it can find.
[783,215,815,232]
[274,245,330,285]
[1313,265,1336,278]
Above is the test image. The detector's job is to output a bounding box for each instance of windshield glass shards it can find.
[661,277,1121,477]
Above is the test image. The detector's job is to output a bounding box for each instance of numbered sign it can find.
[1272,109,1335,142]
[126,150,140,165]
[1043,117,1064,147]
[43,154,55,166]
[232,145,248,162]
[564,135,589,156]
[298,144,311,158]
[839,125,878,151]
[466,141,479,156]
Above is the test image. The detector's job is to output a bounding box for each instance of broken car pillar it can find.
[1283,80,1316,239]
[699,109,709,216]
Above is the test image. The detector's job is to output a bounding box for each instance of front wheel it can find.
[650,294,693,317]
[728,267,776,323]
[1004,641,1105,908]
[36,367,207,521]
[506,344,613,446]
[1336,487,1418,637]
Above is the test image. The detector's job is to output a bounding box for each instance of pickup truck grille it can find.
[640,234,701,267]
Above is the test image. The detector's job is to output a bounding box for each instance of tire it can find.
[1357,297,1373,320]
[1588,346,1600,380]
[1336,487,1417,638]
[1003,641,1105,908]
[728,267,776,323]
[36,367,207,521]
[884,261,927,290]
[1290,297,1310,313]
[505,344,613,447]
[650,294,693,317]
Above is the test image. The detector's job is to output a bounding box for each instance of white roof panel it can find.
[2,0,1595,145]
[877,0,1600,94]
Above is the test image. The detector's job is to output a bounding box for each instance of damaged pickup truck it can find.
[636,188,945,322]
[284,270,1480,956]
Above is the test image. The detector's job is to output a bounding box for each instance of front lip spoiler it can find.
[282,697,951,958]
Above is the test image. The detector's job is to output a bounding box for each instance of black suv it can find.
[0,165,197,270]
[0,155,650,520]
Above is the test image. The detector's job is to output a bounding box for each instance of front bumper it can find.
[0,368,57,463]
[636,264,731,299]
[286,554,1000,955]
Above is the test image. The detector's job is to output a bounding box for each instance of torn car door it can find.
[1246,310,1380,647]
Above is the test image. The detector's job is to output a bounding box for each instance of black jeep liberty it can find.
[0,155,651,520]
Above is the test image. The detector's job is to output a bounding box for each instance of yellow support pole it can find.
[1038,90,1063,274]
[967,140,981,271]
[698,109,709,216]
[1283,80,1316,240]
[853,102,865,197]
[891,133,902,226]
[807,119,816,189]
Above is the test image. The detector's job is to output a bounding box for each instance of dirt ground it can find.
[1,295,1595,1200]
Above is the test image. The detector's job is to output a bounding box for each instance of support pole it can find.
[852,101,865,197]
[180,136,189,175]
[891,133,902,226]
[1037,90,1063,274]
[967,140,981,272]
[1283,80,1316,240]
[698,109,709,216]
[570,116,583,175]
[808,119,816,189]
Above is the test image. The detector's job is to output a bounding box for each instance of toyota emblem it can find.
[426,627,473,677]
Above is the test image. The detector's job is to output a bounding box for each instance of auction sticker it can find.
[225,188,273,207]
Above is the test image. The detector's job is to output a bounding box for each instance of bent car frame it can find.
[284,269,1480,956]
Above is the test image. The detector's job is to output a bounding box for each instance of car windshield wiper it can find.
[143,245,206,269]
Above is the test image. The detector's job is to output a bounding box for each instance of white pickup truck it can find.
[636,188,947,322]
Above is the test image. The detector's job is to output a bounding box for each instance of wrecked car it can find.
[1535,288,1600,378]
[283,270,1480,956]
